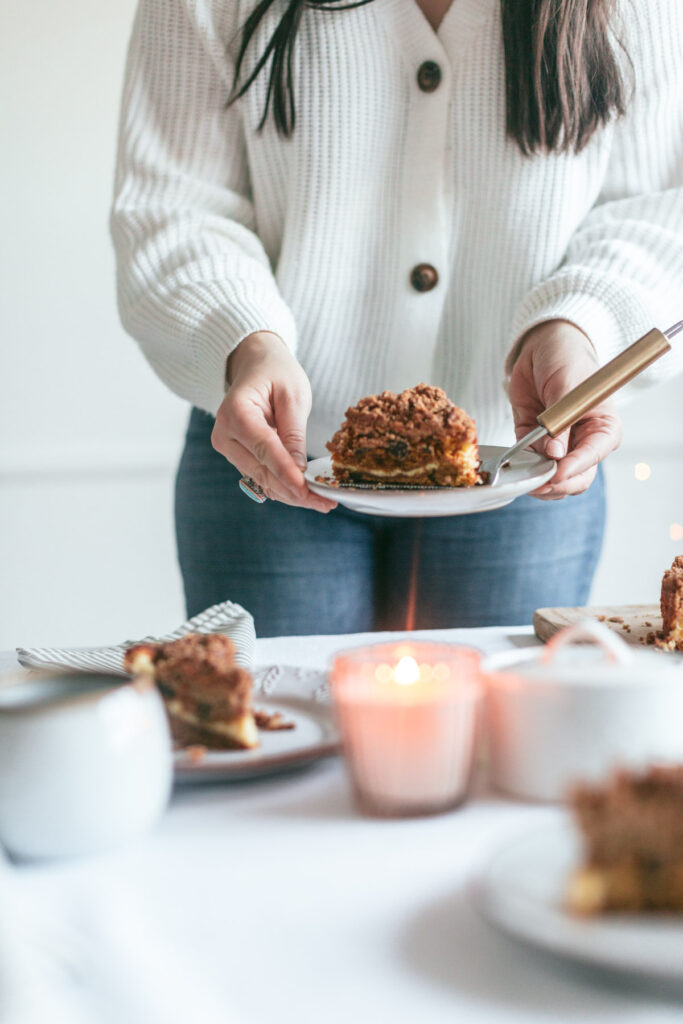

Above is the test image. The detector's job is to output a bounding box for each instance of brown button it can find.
[410,263,439,292]
[417,61,441,93]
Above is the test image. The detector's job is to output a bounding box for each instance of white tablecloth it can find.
[1,629,681,1024]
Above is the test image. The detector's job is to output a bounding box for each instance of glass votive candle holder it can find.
[329,642,482,817]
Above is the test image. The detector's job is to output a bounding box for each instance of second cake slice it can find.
[125,633,258,750]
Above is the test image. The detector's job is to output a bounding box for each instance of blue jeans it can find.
[175,409,605,636]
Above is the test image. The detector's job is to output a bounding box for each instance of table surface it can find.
[1,628,682,1024]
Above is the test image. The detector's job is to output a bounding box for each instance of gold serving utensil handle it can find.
[537,325,678,437]
[482,320,680,487]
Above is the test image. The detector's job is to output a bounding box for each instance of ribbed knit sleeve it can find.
[110,0,297,415]
[507,0,683,383]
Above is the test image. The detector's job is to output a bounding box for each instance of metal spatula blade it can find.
[481,321,682,486]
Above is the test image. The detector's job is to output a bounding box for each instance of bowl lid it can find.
[485,620,683,687]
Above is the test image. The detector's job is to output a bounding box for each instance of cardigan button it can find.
[410,263,439,292]
[417,61,441,92]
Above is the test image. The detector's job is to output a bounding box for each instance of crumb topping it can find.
[328,384,476,455]
[125,633,251,722]
[570,766,683,867]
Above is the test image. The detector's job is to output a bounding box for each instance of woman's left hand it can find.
[508,319,622,499]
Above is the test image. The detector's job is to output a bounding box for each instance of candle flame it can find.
[394,655,420,686]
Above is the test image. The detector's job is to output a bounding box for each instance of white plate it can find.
[173,666,338,783]
[476,819,683,982]
[304,447,556,517]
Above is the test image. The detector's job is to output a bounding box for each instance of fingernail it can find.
[546,440,565,459]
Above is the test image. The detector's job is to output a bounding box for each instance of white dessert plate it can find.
[476,819,683,982]
[173,665,338,783]
[304,446,556,517]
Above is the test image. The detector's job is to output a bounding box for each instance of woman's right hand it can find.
[211,332,337,512]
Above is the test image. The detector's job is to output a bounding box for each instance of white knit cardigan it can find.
[111,0,683,455]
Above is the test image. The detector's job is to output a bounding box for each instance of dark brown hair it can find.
[230,0,628,154]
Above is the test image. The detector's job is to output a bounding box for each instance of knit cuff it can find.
[123,271,300,418]
[505,270,653,375]
[187,283,298,415]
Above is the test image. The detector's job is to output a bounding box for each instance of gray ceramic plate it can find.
[476,819,683,982]
[173,666,339,783]
[305,447,555,518]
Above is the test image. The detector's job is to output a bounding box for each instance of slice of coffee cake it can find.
[125,633,258,749]
[567,766,683,913]
[327,384,480,487]
[660,556,683,651]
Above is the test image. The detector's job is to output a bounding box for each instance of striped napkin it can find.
[16,601,255,676]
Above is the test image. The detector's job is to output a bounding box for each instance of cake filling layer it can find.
[167,698,258,748]
[569,863,683,913]
[337,461,441,478]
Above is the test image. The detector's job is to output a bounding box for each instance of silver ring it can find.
[239,477,267,504]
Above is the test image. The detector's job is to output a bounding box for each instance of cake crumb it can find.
[254,709,295,731]
[184,744,207,764]
[608,616,623,623]
[596,615,607,622]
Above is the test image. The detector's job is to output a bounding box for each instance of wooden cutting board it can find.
[533,604,661,648]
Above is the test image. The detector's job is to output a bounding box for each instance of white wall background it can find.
[1,0,682,650]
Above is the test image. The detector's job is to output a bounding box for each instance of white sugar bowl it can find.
[0,671,172,859]
[483,621,683,802]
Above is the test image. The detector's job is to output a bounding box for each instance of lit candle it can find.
[330,642,482,817]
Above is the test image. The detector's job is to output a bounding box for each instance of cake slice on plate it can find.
[326,383,481,487]
[124,633,258,749]
[567,766,683,913]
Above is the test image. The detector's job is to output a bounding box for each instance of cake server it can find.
[480,320,683,486]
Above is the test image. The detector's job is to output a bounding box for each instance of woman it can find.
[111,0,683,635]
